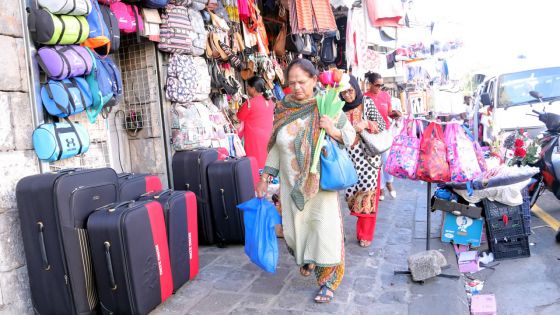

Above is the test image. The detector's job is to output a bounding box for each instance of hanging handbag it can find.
[385,116,421,179]
[444,123,482,183]
[274,24,287,56]
[416,122,451,183]
[320,137,358,191]
[285,34,304,53]
[360,102,393,156]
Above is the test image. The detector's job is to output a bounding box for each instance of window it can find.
[497,67,560,107]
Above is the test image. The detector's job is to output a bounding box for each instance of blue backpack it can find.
[83,0,111,55]
[143,0,169,8]
[32,119,90,162]
[86,52,122,122]
[40,77,93,117]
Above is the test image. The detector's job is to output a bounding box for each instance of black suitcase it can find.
[172,149,218,245]
[139,190,199,291]
[16,168,119,315]
[87,201,173,315]
[207,157,255,245]
[118,172,163,202]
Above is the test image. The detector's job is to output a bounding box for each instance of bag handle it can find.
[220,189,229,220]
[104,242,117,290]
[37,222,50,270]
[96,200,135,212]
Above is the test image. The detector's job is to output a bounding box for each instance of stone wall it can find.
[0,1,36,314]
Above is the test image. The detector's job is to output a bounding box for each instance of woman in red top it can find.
[364,72,398,200]
[236,76,275,170]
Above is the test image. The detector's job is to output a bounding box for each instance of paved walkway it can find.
[151,180,466,315]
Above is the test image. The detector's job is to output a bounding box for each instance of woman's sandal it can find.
[314,285,334,303]
[359,240,372,247]
[299,263,315,277]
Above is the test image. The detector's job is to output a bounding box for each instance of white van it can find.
[477,65,560,137]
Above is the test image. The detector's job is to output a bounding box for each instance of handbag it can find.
[274,24,287,56]
[385,116,421,179]
[320,137,358,191]
[415,122,451,183]
[360,103,392,156]
[444,123,482,183]
[285,33,304,53]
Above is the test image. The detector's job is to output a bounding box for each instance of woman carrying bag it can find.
[340,75,386,248]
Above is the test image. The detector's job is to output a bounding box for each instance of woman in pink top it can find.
[364,72,399,200]
[236,76,275,170]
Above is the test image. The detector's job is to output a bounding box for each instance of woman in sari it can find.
[341,75,386,247]
[256,59,356,303]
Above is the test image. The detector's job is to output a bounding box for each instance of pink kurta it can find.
[237,95,274,170]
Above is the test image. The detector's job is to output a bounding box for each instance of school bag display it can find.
[192,56,211,101]
[36,45,94,80]
[320,31,338,65]
[32,119,90,161]
[83,0,111,54]
[187,8,207,56]
[40,77,93,117]
[95,3,121,55]
[38,0,92,16]
[110,2,144,34]
[158,4,195,54]
[165,54,197,103]
[86,53,123,122]
[27,8,89,45]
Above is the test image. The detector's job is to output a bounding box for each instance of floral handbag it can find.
[385,116,421,179]
[444,123,482,182]
[415,122,450,183]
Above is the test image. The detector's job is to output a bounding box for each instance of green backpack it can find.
[27,8,89,45]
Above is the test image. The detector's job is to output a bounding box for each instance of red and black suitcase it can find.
[172,149,218,245]
[207,157,255,245]
[139,190,199,291]
[87,200,173,315]
[16,168,119,315]
[118,172,163,202]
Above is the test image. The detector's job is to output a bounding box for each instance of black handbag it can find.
[285,34,304,53]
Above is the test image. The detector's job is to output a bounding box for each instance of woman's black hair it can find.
[287,58,319,78]
[365,71,382,83]
[247,76,272,100]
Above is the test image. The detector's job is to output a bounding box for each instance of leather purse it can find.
[320,137,358,191]
[285,33,304,53]
[360,102,392,156]
[274,24,287,56]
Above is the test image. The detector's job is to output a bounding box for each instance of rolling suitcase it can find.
[139,190,199,291]
[16,168,118,315]
[118,172,163,201]
[172,149,218,245]
[87,201,173,315]
[207,157,255,245]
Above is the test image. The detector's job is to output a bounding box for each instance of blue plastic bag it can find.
[237,198,281,273]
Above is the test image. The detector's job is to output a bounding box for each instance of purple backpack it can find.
[37,45,94,80]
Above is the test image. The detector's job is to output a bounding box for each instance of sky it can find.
[411,0,560,74]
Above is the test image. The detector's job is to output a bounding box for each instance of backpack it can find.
[187,8,207,56]
[37,45,94,80]
[38,0,92,16]
[143,0,169,8]
[40,77,93,118]
[82,0,111,54]
[165,54,197,103]
[95,4,121,55]
[335,16,347,69]
[320,31,338,65]
[33,119,90,162]
[192,57,210,101]
[171,101,214,151]
[27,8,89,45]
[158,4,194,54]
[110,2,144,34]
[86,53,122,122]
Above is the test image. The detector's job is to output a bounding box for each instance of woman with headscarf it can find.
[256,59,356,303]
[340,75,386,248]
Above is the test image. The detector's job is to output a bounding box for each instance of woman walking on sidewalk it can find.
[365,72,399,200]
[256,59,356,303]
[340,75,386,248]
[236,76,275,170]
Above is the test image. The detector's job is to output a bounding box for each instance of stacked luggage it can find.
[16,169,199,314]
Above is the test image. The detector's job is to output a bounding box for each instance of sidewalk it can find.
[151,179,468,315]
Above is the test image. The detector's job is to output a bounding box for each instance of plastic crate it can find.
[521,187,532,234]
[490,234,530,260]
[483,198,530,235]
[486,214,525,240]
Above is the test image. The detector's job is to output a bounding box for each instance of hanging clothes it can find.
[291,0,336,33]
[364,0,404,27]
[345,6,367,77]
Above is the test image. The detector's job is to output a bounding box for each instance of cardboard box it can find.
[458,251,479,273]
[441,212,484,247]
[471,294,497,315]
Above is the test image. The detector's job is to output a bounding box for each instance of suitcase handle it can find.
[141,189,173,199]
[104,242,117,291]
[37,222,50,271]
[96,201,135,212]
[220,189,229,220]
[55,168,81,175]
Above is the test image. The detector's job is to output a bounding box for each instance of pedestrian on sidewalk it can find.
[256,59,356,304]
[365,72,399,200]
[340,75,386,248]
[237,76,275,170]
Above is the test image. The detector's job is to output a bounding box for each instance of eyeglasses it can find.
[341,89,355,96]
[373,84,384,88]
